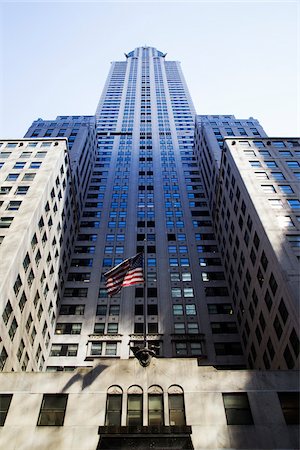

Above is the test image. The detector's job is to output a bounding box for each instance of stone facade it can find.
[0,359,299,449]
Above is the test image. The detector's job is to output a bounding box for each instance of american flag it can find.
[104,253,144,297]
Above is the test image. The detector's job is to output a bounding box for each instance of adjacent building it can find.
[0,138,73,371]
[214,137,300,370]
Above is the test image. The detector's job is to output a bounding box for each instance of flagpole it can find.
[143,237,147,348]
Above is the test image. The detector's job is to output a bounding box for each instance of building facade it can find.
[0,360,299,449]
[214,137,300,370]
[0,47,299,448]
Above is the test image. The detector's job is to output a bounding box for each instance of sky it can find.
[0,0,299,138]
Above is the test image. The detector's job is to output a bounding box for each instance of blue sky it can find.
[0,1,299,138]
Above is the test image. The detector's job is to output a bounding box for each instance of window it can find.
[279,185,294,194]
[261,185,276,193]
[105,342,117,356]
[187,322,199,334]
[0,394,12,426]
[180,258,189,267]
[286,161,300,168]
[260,251,268,271]
[0,217,14,228]
[9,318,18,340]
[106,391,122,426]
[50,344,78,357]
[269,273,278,295]
[2,300,13,325]
[173,304,183,316]
[0,347,8,370]
[7,201,21,211]
[273,141,285,148]
[182,273,192,281]
[37,394,68,426]
[30,161,42,169]
[211,322,237,334]
[170,273,180,282]
[174,323,185,334]
[15,186,29,195]
[107,323,118,334]
[148,392,164,425]
[109,305,120,316]
[19,292,27,312]
[168,392,186,426]
[183,288,194,297]
[287,235,300,247]
[6,173,19,181]
[22,173,36,181]
[214,342,243,355]
[96,305,107,316]
[288,199,300,209]
[249,161,261,168]
[277,392,299,425]
[223,393,253,425]
[271,172,285,180]
[55,323,82,335]
[186,304,196,315]
[278,299,288,324]
[127,393,143,426]
[269,199,283,209]
[0,151,11,158]
[273,316,283,340]
[207,303,233,315]
[265,161,277,168]
[172,288,182,298]
[91,342,102,356]
[93,323,105,335]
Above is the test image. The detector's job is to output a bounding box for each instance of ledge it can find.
[98,425,192,435]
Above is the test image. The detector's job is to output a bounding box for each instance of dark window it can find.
[278,299,288,324]
[277,392,299,424]
[214,342,243,355]
[269,273,278,295]
[106,394,122,426]
[283,345,294,369]
[127,394,143,426]
[134,322,144,334]
[0,394,12,426]
[207,304,233,314]
[264,289,273,311]
[169,394,186,426]
[37,394,68,426]
[96,305,107,316]
[289,328,299,357]
[0,347,8,370]
[223,393,253,425]
[273,315,283,340]
[147,304,158,315]
[253,232,260,250]
[135,304,144,315]
[148,323,158,333]
[148,394,164,426]
[260,251,268,271]
[267,338,275,360]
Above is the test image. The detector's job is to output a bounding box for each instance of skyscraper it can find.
[0,47,299,449]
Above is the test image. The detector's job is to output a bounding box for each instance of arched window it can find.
[127,385,143,426]
[148,385,164,426]
[105,386,123,426]
[168,385,186,426]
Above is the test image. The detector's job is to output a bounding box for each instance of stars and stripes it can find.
[104,253,144,297]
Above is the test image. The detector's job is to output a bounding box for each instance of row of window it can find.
[1,390,297,427]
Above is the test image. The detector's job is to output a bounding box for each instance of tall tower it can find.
[40,46,243,369]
